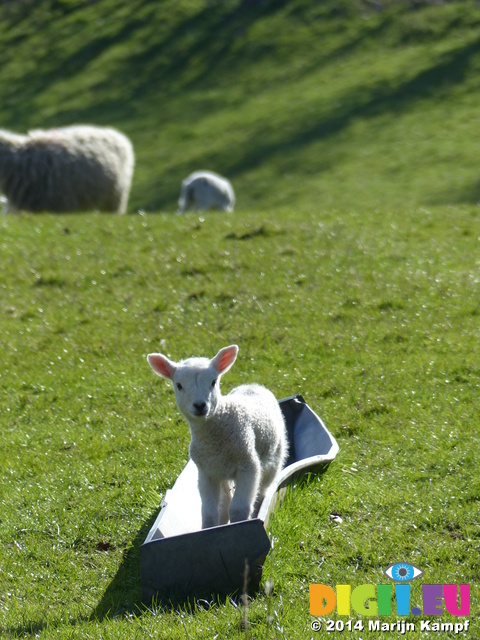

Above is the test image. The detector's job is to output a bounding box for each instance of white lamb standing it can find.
[0,125,134,213]
[147,344,288,529]
[177,170,235,213]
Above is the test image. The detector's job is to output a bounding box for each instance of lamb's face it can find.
[147,345,238,425]
[172,358,220,421]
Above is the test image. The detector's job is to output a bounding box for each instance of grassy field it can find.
[1,207,478,638]
[0,1,479,638]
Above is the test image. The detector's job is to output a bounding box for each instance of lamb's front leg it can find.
[198,470,222,529]
[218,480,233,525]
[229,463,260,523]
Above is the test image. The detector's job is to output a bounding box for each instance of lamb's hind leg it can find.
[229,462,260,523]
[251,458,283,517]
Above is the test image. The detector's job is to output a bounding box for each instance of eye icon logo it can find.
[384,562,423,582]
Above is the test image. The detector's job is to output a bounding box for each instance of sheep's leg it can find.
[198,470,221,529]
[251,486,268,518]
[218,480,233,525]
[251,455,283,517]
[251,473,275,518]
[177,185,188,213]
[229,463,260,523]
[1,196,16,214]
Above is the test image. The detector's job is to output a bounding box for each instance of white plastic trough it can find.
[141,394,339,601]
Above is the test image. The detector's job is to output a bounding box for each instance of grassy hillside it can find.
[0,1,479,639]
[1,0,480,211]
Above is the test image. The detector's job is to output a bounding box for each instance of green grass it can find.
[1,1,480,212]
[1,207,479,638]
[1,0,480,638]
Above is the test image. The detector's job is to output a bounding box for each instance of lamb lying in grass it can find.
[177,170,235,213]
[147,344,287,528]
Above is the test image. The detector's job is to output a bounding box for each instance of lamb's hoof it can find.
[229,509,250,523]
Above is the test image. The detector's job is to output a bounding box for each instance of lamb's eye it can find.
[176,382,183,391]
[211,378,217,388]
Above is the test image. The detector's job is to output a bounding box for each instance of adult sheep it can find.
[178,170,235,213]
[0,125,134,213]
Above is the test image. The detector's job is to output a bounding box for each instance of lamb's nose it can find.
[193,402,207,415]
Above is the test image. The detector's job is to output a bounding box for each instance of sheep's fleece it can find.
[0,125,134,213]
[178,170,235,213]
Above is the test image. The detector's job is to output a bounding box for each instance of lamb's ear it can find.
[147,353,177,380]
[211,345,239,374]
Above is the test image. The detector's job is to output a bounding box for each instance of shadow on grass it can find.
[427,179,480,206]
[91,511,244,620]
[2,0,292,131]
[223,34,480,177]
[90,512,158,621]
[138,28,480,211]
[0,513,157,638]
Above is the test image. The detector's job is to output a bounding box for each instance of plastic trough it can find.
[140,394,339,601]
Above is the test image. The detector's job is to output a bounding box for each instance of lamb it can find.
[177,170,235,213]
[0,125,134,213]
[147,344,288,529]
